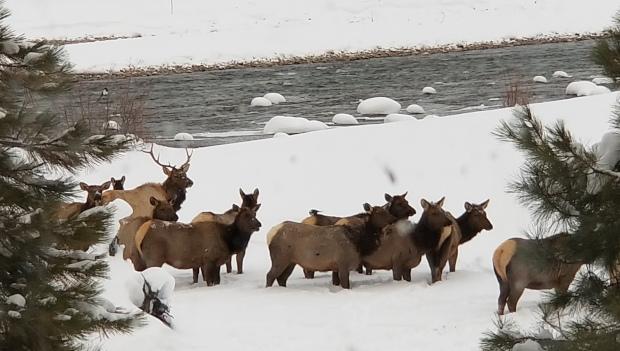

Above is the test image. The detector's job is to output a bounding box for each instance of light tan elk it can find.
[54,180,112,220]
[265,204,396,289]
[102,145,193,218]
[191,188,260,274]
[132,206,262,286]
[448,200,493,272]
[493,233,583,315]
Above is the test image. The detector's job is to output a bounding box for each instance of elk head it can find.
[79,181,112,207]
[239,188,260,209]
[145,145,194,189]
[384,192,416,219]
[234,205,262,233]
[150,197,179,222]
[111,176,126,190]
[420,197,452,230]
[464,199,493,231]
[363,202,398,229]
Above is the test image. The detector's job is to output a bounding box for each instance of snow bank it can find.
[173,132,194,141]
[357,97,401,115]
[384,113,416,123]
[332,113,358,125]
[565,81,611,96]
[512,340,543,351]
[552,70,571,78]
[263,116,329,134]
[406,104,425,114]
[422,86,437,95]
[251,97,272,107]
[533,76,547,84]
[263,93,286,104]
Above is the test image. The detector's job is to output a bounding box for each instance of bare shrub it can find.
[502,77,531,107]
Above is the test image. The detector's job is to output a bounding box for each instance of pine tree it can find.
[0,3,142,350]
[480,13,620,350]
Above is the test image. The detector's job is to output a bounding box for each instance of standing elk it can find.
[131,206,262,286]
[447,200,493,272]
[493,233,583,314]
[265,204,396,289]
[54,180,112,220]
[191,188,260,274]
[111,176,126,190]
[102,145,193,218]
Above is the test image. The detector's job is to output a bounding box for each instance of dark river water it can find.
[67,40,608,147]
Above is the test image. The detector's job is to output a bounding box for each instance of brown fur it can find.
[132,207,261,286]
[493,233,583,314]
[448,200,493,272]
[54,180,112,221]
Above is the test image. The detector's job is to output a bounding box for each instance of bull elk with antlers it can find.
[102,145,194,218]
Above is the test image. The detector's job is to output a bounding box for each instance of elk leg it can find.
[356,264,364,274]
[365,265,373,275]
[225,257,232,274]
[192,268,199,284]
[449,249,458,273]
[266,264,286,287]
[332,271,341,286]
[108,236,119,256]
[392,265,403,281]
[497,280,510,315]
[303,268,315,279]
[339,269,351,289]
[205,261,217,286]
[426,253,440,283]
[276,264,295,287]
[403,268,412,282]
[507,283,525,313]
[236,250,246,274]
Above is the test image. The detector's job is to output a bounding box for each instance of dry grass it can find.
[502,77,531,107]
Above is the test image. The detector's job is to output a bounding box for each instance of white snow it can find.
[592,77,614,85]
[533,76,548,84]
[357,97,401,115]
[273,132,289,138]
[7,1,618,72]
[250,97,272,107]
[552,70,572,78]
[384,113,416,123]
[73,92,620,351]
[406,104,425,114]
[6,294,26,307]
[422,86,437,94]
[566,81,612,96]
[587,131,620,193]
[263,116,329,134]
[173,132,194,141]
[104,120,120,130]
[1,40,19,55]
[332,113,358,125]
[126,268,176,309]
[22,52,43,65]
[263,93,286,104]
[512,340,543,351]
[8,311,21,319]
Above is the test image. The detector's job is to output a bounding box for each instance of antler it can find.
[180,147,193,168]
[144,144,174,169]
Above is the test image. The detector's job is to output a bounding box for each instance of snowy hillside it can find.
[5,0,619,72]
[76,93,619,350]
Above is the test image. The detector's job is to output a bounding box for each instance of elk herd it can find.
[54,145,588,315]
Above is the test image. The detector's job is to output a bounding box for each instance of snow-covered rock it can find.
[263,116,328,134]
[512,340,543,351]
[357,97,401,115]
[174,132,194,141]
[422,87,437,94]
[587,131,620,194]
[0,107,6,119]
[273,132,290,138]
[332,113,358,125]
[1,40,19,55]
[23,52,43,65]
[533,75,547,83]
[104,120,120,130]
[406,104,425,114]
[263,93,286,104]
[6,294,26,307]
[384,113,415,123]
[592,77,614,85]
[552,70,572,78]
[566,81,611,96]
[127,268,176,309]
[251,97,273,107]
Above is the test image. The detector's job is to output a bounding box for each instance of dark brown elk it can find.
[493,233,583,314]
[448,200,493,272]
[265,204,396,289]
[132,206,262,286]
[54,180,112,220]
[111,176,126,190]
[111,197,179,259]
[191,188,260,274]
[102,145,193,218]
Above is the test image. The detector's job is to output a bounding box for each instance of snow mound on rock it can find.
[422,87,437,94]
[251,97,272,107]
[406,104,425,114]
[592,77,614,85]
[533,76,547,83]
[264,116,328,134]
[552,70,571,78]
[357,97,401,115]
[174,132,194,141]
[263,93,286,104]
[566,81,611,96]
[332,113,358,125]
[384,113,416,123]
[104,120,120,130]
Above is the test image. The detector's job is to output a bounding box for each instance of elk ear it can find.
[253,188,259,198]
[464,202,473,212]
[163,166,171,176]
[363,203,372,212]
[402,191,408,198]
[384,193,393,202]
[420,198,430,210]
[79,182,89,191]
[239,188,245,197]
[253,203,261,212]
[100,180,111,190]
[149,197,160,206]
[436,197,445,208]
[179,163,190,172]
[232,204,240,211]
[119,175,126,184]
[480,199,490,209]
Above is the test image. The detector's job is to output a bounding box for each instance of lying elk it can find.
[493,233,583,315]
[109,197,179,259]
[266,204,396,289]
[102,145,193,218]
[301,192,416,277]
[448,200,493,272]
[132,206,262,286]
[54,180,112,220]
[191,188,260,274]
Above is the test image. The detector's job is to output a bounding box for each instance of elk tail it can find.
[309,209,321,216]
[492,239,516,283]
[135,220,154,256]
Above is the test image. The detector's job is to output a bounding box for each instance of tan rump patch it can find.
[334,218,350,226]
[134,220,154,256]
[266,223,285,245]
[492,239,517,282]
[436,225,453,250]
[301,216,317,225]
[191,212,217,224]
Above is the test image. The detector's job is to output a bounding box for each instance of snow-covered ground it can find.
[5,0,619,72]
[76,92,619,350]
